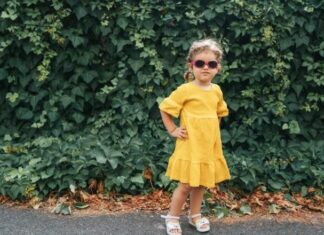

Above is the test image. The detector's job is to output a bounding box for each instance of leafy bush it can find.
[0,0,323,199]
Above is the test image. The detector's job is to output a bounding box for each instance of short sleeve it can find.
[216,86,229,117]
[159,85,186,118]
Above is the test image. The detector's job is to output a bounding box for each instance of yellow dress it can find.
[159,82,230,188]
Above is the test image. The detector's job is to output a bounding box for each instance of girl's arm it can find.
[160,110,187,139]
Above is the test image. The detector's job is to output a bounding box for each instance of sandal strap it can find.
[161,214,180,220]
[188,213,201,218]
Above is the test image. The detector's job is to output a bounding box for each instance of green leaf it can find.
[72,113,85,123]
[8,185,21,200]
[282,123,289,130]
[128,59,145,73]
[0,68,8,80]
[239,204,252,215]
[279,38,294,50]
[292,84,303,96]
[301,186,308,197]
[221,129,231,144]
[107,158,119,169]
[48,181,57,189]
[159,174,170,187]
[74,202,89,209]
[289,120,300,134]
[48,112,59,122]
[31,176,40,183]
[74,6,87,20]
[284,193,293,201]
[4,134,12,141]
[19,75,32,88]
[30,91,48,110]
[268,179,284,190]
[203,9,216,20]
[130,174,144,184]
[305,22,315,33]
[70,184,76,193]
[114,176,126,185]
[156,97,164,105]
[295,35,309,47]
[269,204,280,214]
[110,150,124,158]
[96,93,106,103]
[16,108,33,120]
[66,0,78,6]
[98,144,110,157]
[81,70,98,83]
[30,96,37,110]
[95,151,107,164]
[214,206,230,219]
[52,203,72,215]
[1,9,18,20]
[117,17,128,30]
[41,171,51,180]
[61,95,74,108]
[72,87,84,97]
[229,100,240,111]
[216,210,224,219]
[117,40,130,53]
[69,35,85,48]
[29,158,41,166]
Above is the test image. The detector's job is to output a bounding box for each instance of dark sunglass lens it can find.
[194,60,205,68]
[208,61,218,68]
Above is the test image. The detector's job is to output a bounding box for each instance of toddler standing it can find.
[159,39,230,235]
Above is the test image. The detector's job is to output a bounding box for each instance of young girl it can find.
[159,39,230,235]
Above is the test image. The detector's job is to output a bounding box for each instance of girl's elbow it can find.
[160,110,169,116]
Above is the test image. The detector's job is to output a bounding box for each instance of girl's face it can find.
[189,49,219,85]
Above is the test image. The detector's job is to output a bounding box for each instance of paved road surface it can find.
[0,205,323,235]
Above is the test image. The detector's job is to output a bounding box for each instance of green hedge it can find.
[0,0,323,199]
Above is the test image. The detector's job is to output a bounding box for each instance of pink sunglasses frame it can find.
[191,60,219,69]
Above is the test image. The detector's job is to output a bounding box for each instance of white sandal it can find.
[188,213,210,232]
[161,214,182,235]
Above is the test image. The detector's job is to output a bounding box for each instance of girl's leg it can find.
[164,183,191,234]
[189,186,207,225]
[169,183,192,216]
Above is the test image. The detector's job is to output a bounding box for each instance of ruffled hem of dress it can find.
[165,158,231,188]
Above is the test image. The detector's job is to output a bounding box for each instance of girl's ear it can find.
[187,62,193,70]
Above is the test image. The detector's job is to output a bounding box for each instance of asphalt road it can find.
[0,205,323,235]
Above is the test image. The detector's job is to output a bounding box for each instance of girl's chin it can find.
[197,77,212,83]
[200,74,212,79]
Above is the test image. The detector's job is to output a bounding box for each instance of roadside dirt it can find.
[1,189,323,225]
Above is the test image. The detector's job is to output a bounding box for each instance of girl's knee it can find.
[190,185,206,193]
[178,183,192,194]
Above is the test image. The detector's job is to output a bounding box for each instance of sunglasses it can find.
[191,60,218,69]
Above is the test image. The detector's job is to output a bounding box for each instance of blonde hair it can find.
[184,38,223,82]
